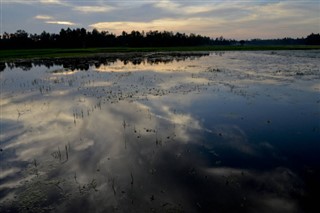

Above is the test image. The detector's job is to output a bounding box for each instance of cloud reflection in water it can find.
[0,51,319,212]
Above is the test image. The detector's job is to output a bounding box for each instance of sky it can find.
[1,0,319,39]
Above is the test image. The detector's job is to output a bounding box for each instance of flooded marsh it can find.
[0,51,319,212]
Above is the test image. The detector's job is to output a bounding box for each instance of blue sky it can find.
[1,0,319,39]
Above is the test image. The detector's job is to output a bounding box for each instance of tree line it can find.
[0,28,319,49]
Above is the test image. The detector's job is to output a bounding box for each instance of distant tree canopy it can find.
[0,28,319,49]
[0,28,232,49]
[305,33,320,45]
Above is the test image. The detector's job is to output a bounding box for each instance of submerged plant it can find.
[123,119,127,149]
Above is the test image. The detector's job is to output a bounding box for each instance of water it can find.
[0,51,319,212]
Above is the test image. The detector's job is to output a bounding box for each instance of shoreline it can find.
[1,46,320,62]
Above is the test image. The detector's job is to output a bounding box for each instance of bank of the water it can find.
[1,45,320,61]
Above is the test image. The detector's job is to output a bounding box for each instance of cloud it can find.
[39,0,63,4]
[5,0,64,5]
[211,124,255,155]
[219,1,320,39]
[153,0,242,15]
[73,6,114,13]
[34,15,53,20]
[236,2,298,23]
[89,17,223,35]
[205,166,303,212]
[46,21,76,26]
[154,0,180,10]
[34,14,76,27]
[34,14,76,26]
[154,0,215,15]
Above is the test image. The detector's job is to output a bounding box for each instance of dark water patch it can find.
[0,62,5,72]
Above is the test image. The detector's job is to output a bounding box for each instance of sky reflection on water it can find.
[0,51,319,212]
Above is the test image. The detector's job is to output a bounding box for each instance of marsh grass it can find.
[51,144,69,163]
[1,45,320,61]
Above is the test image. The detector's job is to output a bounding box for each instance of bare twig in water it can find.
[16,109,22,120]
[74,172,78,183]
[33,159,37,168]
[33,159,39,176]
[16,108,31,120]
[112,178,116,196]
[123,120,126,129]
[130,172,134,185]
[89,179,98,192]
[58,146,62,162]
[54,180,63,191]
[123,120,127,149]
[65,145,69,160]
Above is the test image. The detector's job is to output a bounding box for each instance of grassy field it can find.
[1,45,320,61]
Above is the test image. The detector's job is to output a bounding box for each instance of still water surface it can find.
[0,51,319,212]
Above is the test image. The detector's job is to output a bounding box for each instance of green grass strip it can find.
[1,45,319,61]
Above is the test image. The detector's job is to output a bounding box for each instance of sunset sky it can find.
[1,0,319,39]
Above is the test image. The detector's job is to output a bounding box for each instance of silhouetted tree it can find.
[306,33,320,45]
[0,28,317,49]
